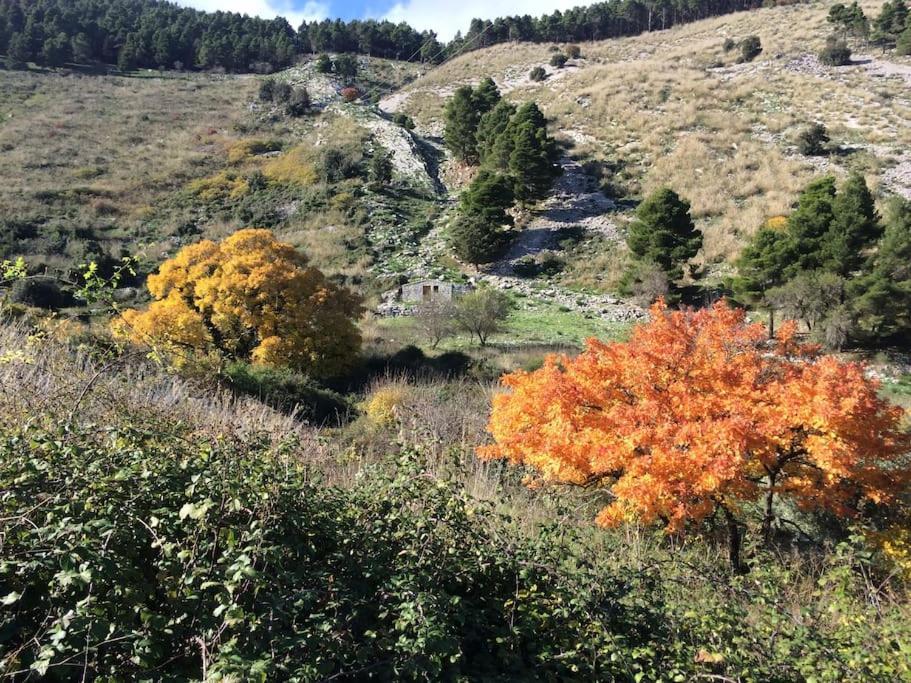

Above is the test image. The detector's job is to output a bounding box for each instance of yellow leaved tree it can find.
[116,229,363,377]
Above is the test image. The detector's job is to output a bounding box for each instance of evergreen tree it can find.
[626,188,702,282]
[785,176,837,274]
[472,77,501,114]
[852,198,911,342]
[443,86,481,164]
[732,226,794,333]
[509,121,558,205]
[448,213,511,266]
[824,173,880,275]
[476,100,516,167]
[6,32,31,66]
[459,170,515,226]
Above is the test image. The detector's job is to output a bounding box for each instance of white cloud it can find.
[382,0,601,41]
[176,0,329,29]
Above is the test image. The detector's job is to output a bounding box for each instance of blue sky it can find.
[179,0,600,41]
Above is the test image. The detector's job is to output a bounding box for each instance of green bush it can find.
[797,122,830,156]
[392,112,415,129]
[0,427,666,680]
[819,36,852,65]
[224,361,350,423]
[285,86,311,116]
[549,52,568,68]
[9,277,75,309]
[2,425,909,681]
[529,66,547,82]
[314,53,332,73]
[739,35,762,62]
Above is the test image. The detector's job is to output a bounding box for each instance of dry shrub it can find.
[262,145,318,186]
[226,138,282,164]
[186,170,250,201]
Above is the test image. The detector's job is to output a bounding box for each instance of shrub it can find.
[565,44,582,59]
[739,35,762,62]
[369,151,393,187]
[819,36,852,65]
[286,86,311,116]
[340,86,359,103]
[226,138,282,164]
[363,382,411,426]
[723,37,736,51]
[549,53,568,68]
[314,53,332,73]
[796,122,830,156]
[186,170,250,201]
[9,277,75,309]
[333,53,358,82]
[261,145,318,186]
[392,112,415,129]
[224,361,350,424]
[273,81,292,103]
[529,66,547,82]
[0,425,668,680]
[258,78,275,101]
[317,146,362,183]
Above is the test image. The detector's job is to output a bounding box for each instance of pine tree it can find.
[448,213,511,266]
[459,170,514,225]
[509,121,558,205]
[824,173,880,275]
[472,77,501,114]
[443,86,481,164]
[626,188,702,282]
[733,226,795,332]
[852,198,911,342]
[476,100,516,167]
[785,176,837,274]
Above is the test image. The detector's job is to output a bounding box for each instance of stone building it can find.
[397,279,473,303]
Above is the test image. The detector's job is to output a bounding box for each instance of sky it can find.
[177,0,600,41]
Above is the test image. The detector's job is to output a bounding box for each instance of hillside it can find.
[3,2,911,679]
[387,0,911,278]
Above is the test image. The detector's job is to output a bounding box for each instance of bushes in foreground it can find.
[1,424,909,681]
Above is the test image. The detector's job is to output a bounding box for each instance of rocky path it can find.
[490,156,621,276]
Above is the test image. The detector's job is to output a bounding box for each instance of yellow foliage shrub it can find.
[187,171,250,202]
[872,523,911,579]
[363,384,410,427]
[763,215,788,231]
[226,138,282,165]
[330,191,355,211]
[262,145,317,187]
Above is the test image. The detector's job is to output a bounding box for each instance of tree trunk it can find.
[724,508,747,574]
[768,307,775,338]
[761,479,776,542]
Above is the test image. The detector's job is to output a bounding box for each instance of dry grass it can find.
[0,71,256,262]
[395,1,911,266]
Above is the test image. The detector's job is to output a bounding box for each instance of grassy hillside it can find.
[388,1,911,273]
[0,57,430,299]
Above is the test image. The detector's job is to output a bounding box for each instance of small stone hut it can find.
[398,279,473,303]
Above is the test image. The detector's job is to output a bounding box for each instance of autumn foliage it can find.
[481,301,910,568]
[116,229,363,377]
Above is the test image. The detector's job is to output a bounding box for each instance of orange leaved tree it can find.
[116,229,363,377]
[480,301,910,572]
